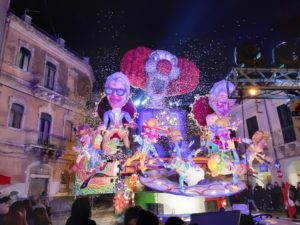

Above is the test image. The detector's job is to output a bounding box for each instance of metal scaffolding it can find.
[226,67,300,99]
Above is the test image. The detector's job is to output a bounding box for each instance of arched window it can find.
[18,47,31,71]
[44,62,56,90]
[9,103,24,129]
[38,113,52,145]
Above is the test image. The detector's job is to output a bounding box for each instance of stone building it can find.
[231,99,300,186]
[0,8,94,197]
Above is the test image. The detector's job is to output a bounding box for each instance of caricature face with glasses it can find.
[105,79,128,109]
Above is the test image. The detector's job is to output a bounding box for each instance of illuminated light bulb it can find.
[248,87,260,96]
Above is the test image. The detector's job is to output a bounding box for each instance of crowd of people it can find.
[1,181,300,225]
[0,191,51,225]
[230,181,300,218]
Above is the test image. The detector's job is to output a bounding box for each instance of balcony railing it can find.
[271,129,300,158]
[23,130,66,159]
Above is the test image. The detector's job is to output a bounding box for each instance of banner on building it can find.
[290,99,300,143]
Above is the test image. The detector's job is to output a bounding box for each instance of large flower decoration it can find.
[120,46,200,97]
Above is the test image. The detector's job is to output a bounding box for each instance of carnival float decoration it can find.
[124,119,161,173]
[120,46,200,108]
[70,47,276,215]
[244,130,274,172]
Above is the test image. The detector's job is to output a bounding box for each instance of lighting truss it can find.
[226,67,300,99]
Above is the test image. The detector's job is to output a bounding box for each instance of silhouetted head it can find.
[71,198,91,219]
[165,216,185,225]
[124,205,142,225]
[136,209,159,225]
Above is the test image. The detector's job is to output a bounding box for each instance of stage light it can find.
[248,87,260,96]
[234,42,264,67]
[272,42,300,68]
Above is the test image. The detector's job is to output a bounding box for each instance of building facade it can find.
[0,11,94,197]
[231,98,300,186]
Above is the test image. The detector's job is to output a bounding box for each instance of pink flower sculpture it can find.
[191,95,212,126]
[120,46,200,108]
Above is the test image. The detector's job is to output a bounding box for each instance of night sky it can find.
[9,0,300,104]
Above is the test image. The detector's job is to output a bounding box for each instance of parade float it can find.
[70,47,273,215]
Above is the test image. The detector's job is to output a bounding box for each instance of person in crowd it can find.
[2,200,27,225]
[65,198,96,225]
[23,199,34,225]
[165,216,185,225]
[253,183,263,210]
[40,191,51,217]
[282,182,297,218]
[247,184,259,212]
[136,209,159,225]
[124,205,142,225]
[264,183,273,211]
[9,191,19,204]
[272,181,282,211]
[33,207,51,225]
[32,196,46,211]
[295,181,300,218]
[0,197,10,224]
[239,214,254,225]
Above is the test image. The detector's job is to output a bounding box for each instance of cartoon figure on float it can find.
[163,129,204,193]
[124,118,161,173]
[102,72,137,151]
[244,130,273,172]
[72,124,104,175]
[204,80,246,185]
[72,124,111,195]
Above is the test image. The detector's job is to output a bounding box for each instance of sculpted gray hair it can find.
[209,80,235,98]
[105,72,130,96]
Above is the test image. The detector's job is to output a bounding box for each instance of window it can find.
[44,62,56,90]
[277,104,296,143]
[9,103,24,129]
[39,113,52,145]
[18,47,31,71]
[65,120,74,141]
[246,116,259,138]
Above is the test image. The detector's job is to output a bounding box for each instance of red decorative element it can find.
[0,174,11,185]
[113,192,128,212]
[121,46,200,96]
[120,46,151,89]
[167,58,200,96]
[157,59,172,75]
[191,96,212,126]
[276,169,283,179]
[282,182,297,218]
[97,97,136,122]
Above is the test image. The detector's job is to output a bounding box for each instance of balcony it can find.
[30,84,66,105]
[23,130,66,159]
[30,79,87,108]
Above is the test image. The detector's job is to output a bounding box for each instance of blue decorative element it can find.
[259,164,268,173]
[274,160,281,169]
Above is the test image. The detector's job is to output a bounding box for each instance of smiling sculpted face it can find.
[210,91,236,116]
[106,79,128,109]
